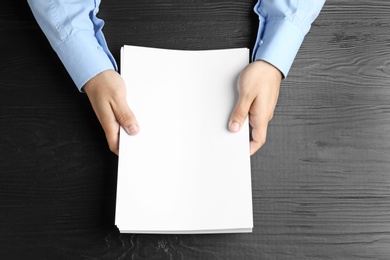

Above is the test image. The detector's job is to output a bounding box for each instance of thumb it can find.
[229,94,253,133]
[112,98,139,136]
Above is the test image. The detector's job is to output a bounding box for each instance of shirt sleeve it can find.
[27,0,117,91]
[252,0,325,78]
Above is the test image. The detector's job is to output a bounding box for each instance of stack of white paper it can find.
[116,45,252,234]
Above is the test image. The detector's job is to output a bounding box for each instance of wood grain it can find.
[1,0,390,259]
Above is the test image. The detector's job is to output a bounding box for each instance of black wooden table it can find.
[1,1,390,259]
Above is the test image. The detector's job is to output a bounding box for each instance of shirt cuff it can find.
[55,30,116,91]
[252,18,305,78]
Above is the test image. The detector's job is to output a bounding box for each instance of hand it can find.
[229,60,282,155]
[83,69,139,155]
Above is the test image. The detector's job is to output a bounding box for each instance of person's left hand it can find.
[229,60,282,155]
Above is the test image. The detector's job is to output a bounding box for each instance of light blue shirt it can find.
[252,0,325,77]
[28,0,325,91]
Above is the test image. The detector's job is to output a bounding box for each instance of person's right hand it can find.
[83,69,139,155]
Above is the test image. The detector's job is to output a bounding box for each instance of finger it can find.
[249,118,268,155]
[104,119,120,155]
[111,97,139,136]
[248,98,273,155]
[95,102,121,155]
[229,93,254,133]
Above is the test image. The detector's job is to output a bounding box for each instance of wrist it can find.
[83,69,116,94]
[253,60,282,82]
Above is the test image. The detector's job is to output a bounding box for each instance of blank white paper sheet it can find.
[116,45,253,234]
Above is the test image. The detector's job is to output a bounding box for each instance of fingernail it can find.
[127,124,139,135]
[229,122,240,132]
